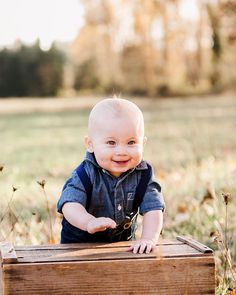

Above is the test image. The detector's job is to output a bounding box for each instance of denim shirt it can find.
[57,152,165,227]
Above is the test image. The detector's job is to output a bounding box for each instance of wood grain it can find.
[0,242,17,263]
[0,237,215,295]
[3,256,215,295]
[0,262,3,295]
[177,236,213,253]
[14,238,182,251]
[14,243,203,263]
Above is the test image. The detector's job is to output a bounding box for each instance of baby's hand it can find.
[128,238,156,254]
[87,217,116,234]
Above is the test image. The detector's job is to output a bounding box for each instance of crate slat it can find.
[3,256,215,295]
[14,238,182,251]
[16,247,156,263]
[14,243,203,263]
[177,236,213,253]
[0,242,17,263]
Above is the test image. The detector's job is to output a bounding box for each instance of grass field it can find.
[0,93,236,292]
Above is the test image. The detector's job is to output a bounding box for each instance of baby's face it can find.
[86,113,145,177]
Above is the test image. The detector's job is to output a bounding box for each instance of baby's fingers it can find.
[87,217,116,233]
[99,218,116,230]
[128,240,155,254]
[106,218,116,229]
[145,243,153,254]
[138,242,147,254]
[130,242,142,254]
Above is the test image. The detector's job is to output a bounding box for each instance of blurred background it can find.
[0,0,236,97]
[0,1,236,292]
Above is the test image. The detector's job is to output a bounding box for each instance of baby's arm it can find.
[129,210,163,254]
[62,202,116,234]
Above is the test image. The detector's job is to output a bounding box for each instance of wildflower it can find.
[12,185,18,192]
[200,187,215,205]
[37,180,46,189]
[210,230,219,238]
[222,192,230,206]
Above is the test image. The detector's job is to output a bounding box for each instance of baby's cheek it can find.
[95,156,104,166]
[133,151,143,164]
[98,156,110,168]
[132,147,143,157]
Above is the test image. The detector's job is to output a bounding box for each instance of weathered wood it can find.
[16,247,156,263]
[0,261,3,295]
[2,256,215,295]
[14,243,201,263]
[14,238,182,251]
[0,237,215,295]
[177,236,213,253]
[0,243,17,263]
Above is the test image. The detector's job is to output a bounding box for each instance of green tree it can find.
[0,42,65,97]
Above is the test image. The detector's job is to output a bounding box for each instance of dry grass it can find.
[0,92,236,293]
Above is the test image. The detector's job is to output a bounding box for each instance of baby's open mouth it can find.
[113,160,130,165]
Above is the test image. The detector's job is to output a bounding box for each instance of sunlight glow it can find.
[0,0,203,50]
[0,0,84,49]
[179,0,200,21]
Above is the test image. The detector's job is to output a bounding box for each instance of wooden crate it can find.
[0,236,215,295]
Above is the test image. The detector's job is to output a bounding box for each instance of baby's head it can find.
[85,98,146,177]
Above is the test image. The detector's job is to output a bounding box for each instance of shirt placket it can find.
[100,168,136,225]
[114,181,125,225]
[113,170,135,224]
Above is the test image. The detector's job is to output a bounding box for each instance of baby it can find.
[57,98,165,254]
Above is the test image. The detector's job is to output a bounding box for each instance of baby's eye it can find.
[107,140,116,146]
[128,140,136,145]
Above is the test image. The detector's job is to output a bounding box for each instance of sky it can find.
[0,0,84,50]
[0,0,201,51]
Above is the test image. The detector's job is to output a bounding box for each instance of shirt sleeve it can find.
[139,166,165,215]
[57,170,87,213]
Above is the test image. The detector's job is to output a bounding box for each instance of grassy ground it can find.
[0,93,236,292]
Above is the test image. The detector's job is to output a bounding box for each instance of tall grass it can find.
[0,94,235,292]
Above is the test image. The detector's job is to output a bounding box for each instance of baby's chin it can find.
[109,165,137,177]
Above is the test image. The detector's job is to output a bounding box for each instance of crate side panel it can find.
[3,256,215,295]
[0,263,3,295]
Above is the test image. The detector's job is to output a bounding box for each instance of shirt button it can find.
[117,204,122,211]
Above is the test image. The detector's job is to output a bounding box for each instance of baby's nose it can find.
[115,145,127,155]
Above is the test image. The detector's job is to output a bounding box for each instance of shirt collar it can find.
[84,151,100,168]
[84,151,148,171]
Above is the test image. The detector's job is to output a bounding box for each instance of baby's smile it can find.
[112,159,130,166]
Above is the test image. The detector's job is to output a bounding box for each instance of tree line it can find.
[71,0,236,97]
[0,42,64,97]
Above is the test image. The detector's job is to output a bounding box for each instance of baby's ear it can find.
[84,135,94,152]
